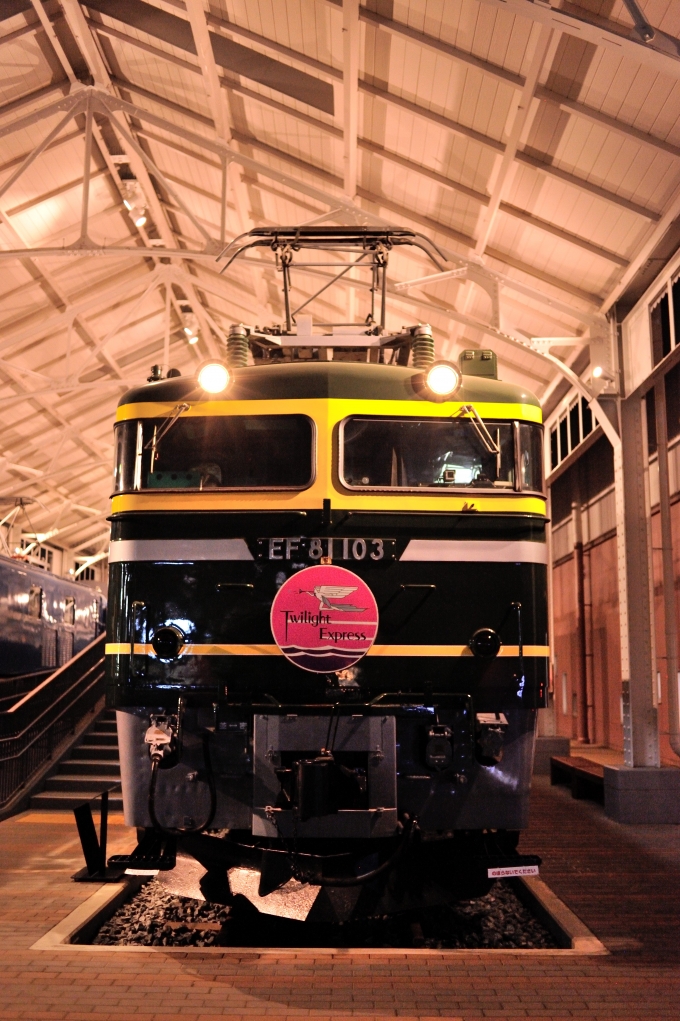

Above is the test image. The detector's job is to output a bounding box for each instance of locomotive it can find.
[107,228,547,922]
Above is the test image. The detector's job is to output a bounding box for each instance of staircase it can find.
[30,709,123,811]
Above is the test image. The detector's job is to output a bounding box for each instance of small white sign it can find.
[487,865,539,878]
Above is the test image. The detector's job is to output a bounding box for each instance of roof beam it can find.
[18,81,602,330]
[475,24,554,257]
[475,0,680,82]
[103,79,607,308]
[89,16,664,222]
[0,83,69,123]
[183,0,270,320]
[497,201,629,267]
[60,1,224,360]
[355,186,601,307]
[601,180,680,314]
[205,11,341,83]
[346,0,680,159]
[358,79,504,153]
[28,0,76,83]
[342,0,360,199]
[358,4,524,89]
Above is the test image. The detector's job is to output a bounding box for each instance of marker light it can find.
[134,213,147,227]
[592,365,603,378]
[426,361,460,398]
[198,361,230,393]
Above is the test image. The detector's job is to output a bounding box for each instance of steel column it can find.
[572,495,589,744]
[616,396,660,767]
[654,379,680,758]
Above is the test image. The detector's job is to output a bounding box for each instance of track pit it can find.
[90,876,557,950]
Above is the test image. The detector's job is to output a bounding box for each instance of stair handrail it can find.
[0,659,104,759]
[6,633,105,718]
[0,633,107,810]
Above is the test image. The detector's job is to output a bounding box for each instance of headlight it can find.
[469,627,501,658]
[198,362,230,394]
[426,361,460,398]
[151,625,185,661]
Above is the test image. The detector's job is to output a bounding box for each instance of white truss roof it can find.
[0,0,679,555]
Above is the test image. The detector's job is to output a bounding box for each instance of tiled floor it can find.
[0,778,678,1020]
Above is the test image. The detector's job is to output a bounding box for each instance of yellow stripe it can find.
[116,398,542,424]
[111,493,546,514]
[105,643,550,658]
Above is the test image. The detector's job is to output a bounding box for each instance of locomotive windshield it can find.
[113,414,314,491]
[341,416,543,492]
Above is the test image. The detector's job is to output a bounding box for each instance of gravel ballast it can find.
[92,877,558,949]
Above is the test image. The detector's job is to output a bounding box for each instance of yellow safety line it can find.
[105,643,550,657]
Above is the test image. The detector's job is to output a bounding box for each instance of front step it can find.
[30,708,123,812]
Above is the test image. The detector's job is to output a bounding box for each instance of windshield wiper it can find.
[457,404,500,454]
[144,402,190,466]
[456,404,503,480]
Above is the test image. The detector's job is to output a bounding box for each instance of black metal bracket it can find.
[108,828,177,872]
[72,790,126,882]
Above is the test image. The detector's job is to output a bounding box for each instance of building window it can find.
[582,398,593,438]
[550,426,556,468]
[20,541,53,571]
[651,289,673,366]
[559,416,568,463]
[666,361,680,442]
[549,397,595,473]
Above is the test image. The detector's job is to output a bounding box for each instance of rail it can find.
[0,633,106,810]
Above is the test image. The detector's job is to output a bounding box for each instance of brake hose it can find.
[148,732,217,835]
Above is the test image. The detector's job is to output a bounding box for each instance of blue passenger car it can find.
[0,555,105,676]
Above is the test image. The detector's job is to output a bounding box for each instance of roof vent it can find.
[459,349,497,379]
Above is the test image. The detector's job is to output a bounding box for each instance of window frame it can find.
[113,413,318,494]
[338,414,545,496]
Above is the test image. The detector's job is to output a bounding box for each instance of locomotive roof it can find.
[118,363,541,411]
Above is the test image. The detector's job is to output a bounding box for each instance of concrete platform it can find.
[0,782,678,1020]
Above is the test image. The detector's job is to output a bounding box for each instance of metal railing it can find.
[0,669,53,712]
[0,633,106,809]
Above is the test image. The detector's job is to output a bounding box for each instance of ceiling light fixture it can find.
[120,179,148,231]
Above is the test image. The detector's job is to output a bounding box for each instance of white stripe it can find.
[400,539,547,564]
[108,539,253,562]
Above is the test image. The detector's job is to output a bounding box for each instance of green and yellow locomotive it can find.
[106,228,547,920]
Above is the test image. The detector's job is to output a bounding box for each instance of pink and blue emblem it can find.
[270,564,379,673]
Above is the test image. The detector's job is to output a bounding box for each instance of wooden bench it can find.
[550,755,605,802]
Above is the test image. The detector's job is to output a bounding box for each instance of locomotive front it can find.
[106,228,547,921]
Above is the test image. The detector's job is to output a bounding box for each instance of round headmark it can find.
[270,564,378,673]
